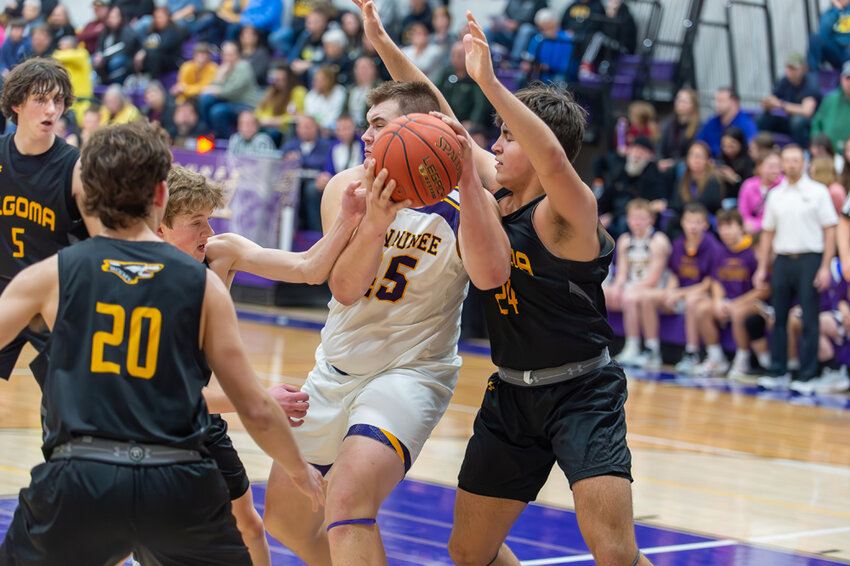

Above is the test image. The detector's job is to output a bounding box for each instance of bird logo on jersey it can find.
[101,260,164,284]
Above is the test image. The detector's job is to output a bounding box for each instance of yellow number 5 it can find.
[11,228,24,258]
[91,302,162,379]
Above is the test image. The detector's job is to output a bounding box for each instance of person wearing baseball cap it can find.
[811,60,850,152]
[75,0,108,53]
[757,51,821,147]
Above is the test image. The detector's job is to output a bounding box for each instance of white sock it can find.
[788,358,800,371]
[685,344,699,355]
[624,337,640,351]
[733,349,750,364]
[644,338,660,355]
[706,344,725,362]
[757,352,771,368]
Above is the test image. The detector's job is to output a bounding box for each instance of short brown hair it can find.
[716,208,743,227]
[498,82,586,163]
[366,81,440,116]
[81,121,172,229]
[625,198,655,219]
[0,57,74,124]
[163,165,227,227]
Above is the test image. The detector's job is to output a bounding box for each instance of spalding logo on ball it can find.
[372,113,464,208]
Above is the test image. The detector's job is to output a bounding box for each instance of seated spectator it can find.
[133,7,183,79]
[166,0,203,32]
[688,208,768,376]
[98,84,142,125]
[578,0,637,77]
[810,155,847,214]
[315,114,364,191]
[142,80,177,138]
[696,87,758,157]
[717,126,755,201]
[79,104,102,148]
[738,150,783,234]
[237,0,282,37]
[345,55,380,129]
[93,6,138,84]
[657,88,701,174]
[519,8,574,83]
[21,24,53,59]
[54,113,79,147]
[605,199,672,367]
[21,0,44,36]
[1,19,27,77]
[172,100,212,146]
[340,10,364,57]
[227,109,277,156]
[111,0,154,33]
[239,24,270,86]
[788,258,850,394]
[810,61,850,153]
[808,0,850,71]
[561,0,605,79]
[433,41,491,132]
[666,141,726,223]
[255,62,306,143]
[46,4,74,52]
[303,64,346,134]
[487,0,547,63]
[400,0,432,45]
[757,52,820,148]
[198,40,262,139]
[52,35,94,125]
[268,0,329,56]
[319,27,354,87]
[281,115,334,231]
[76,0,108,54]
[596,136,667,238]
[623,203,720,370]
[430,6,452,56]
[172,42,218,104]
[287,5,332,79]
[625,100,660,148]
[748,130,777,166]
[211,0,249,43]
[400,21,443,81]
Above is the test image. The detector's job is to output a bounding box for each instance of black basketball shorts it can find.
[205,414,251,500]
[458,362,632,503]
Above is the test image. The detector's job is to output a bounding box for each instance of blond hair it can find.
[163,165,226,227]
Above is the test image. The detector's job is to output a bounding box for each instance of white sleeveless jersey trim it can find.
[321,190,468,376]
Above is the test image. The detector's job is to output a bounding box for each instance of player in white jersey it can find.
[262,81,511,565]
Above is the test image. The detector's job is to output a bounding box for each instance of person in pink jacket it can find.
[738,150,783,233]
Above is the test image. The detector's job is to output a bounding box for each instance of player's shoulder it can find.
[650,231,672,248]
[330,164,366,188]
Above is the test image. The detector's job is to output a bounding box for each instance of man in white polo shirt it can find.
[753,144,837,389]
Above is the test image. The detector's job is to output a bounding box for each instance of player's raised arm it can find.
[462,12,599,242]
[218,180,365,285]
[0,257,58,350]
[353,0,499,191]
[323,162,409,305]
[199,272,325,511]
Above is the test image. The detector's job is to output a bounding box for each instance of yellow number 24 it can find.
[91,302,162,379]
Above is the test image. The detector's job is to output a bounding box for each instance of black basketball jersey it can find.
[482,194,615,370]
[42,236,212,457]
[0,134,83,282]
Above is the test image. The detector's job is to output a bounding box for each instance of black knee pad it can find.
[745,313,766,339]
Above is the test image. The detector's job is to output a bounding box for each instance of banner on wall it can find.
[171,148,300,251]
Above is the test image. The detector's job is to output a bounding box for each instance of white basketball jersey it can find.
[321,190,468,377]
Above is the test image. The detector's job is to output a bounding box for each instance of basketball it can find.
[372,113,464,208]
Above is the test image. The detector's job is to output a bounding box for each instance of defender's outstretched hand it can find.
[430,111,481,193]
[290,462,327,512]
[352,0,386,41]
[340,179,367,222]
[267,383,309,427]
[463,11,496,87]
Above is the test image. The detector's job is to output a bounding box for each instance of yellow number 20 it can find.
[91,302,162,379]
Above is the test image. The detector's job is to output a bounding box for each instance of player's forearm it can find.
[203,386,235,413]
[459,188,510,290]
[300,210,362,285]
[238,392,309,474]
[328,224,384,305]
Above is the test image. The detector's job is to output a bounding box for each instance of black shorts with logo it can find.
[205,414,251,500]
[0,458,251,565]
[458,362,632,503]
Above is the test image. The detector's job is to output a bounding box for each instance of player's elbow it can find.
[328,280,362,306]
[238,399,276,433]
[471,262,510,291]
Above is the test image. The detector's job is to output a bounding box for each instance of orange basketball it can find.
[372,113,463,207]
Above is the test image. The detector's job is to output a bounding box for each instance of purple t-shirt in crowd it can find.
[713,235,758,299]
[670,232,720,288]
